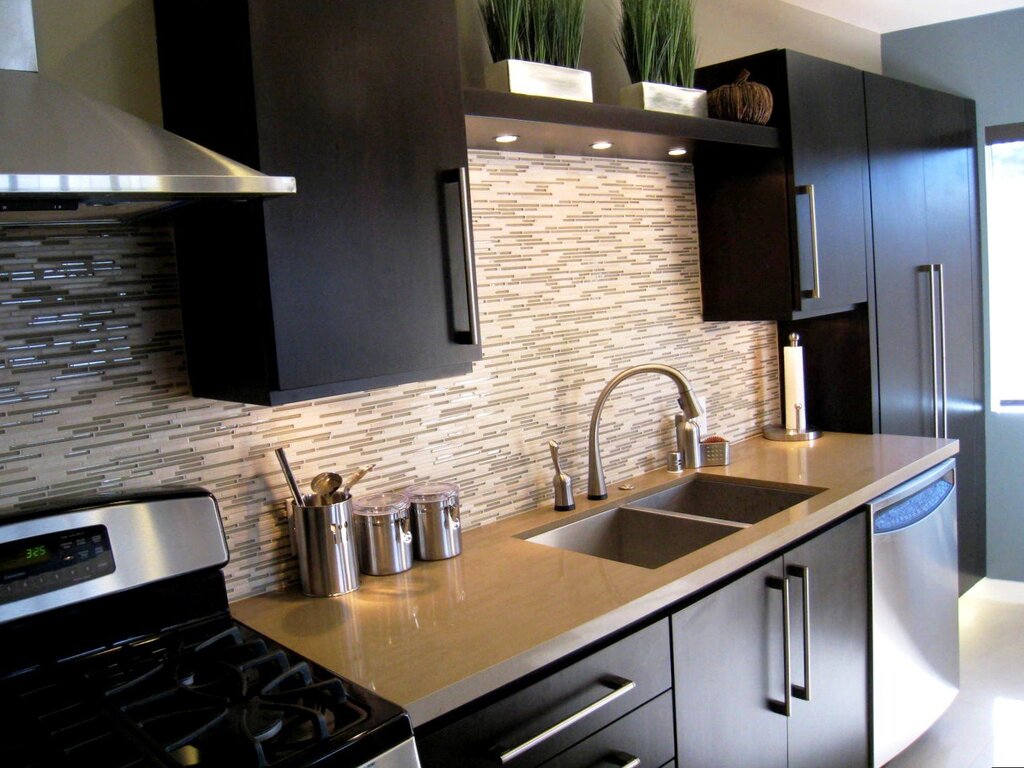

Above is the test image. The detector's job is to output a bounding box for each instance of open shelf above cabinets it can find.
[462,87,780,162]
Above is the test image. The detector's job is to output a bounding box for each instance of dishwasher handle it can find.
[869,458,956,534]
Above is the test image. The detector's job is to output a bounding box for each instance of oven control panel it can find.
[0,525,115,605]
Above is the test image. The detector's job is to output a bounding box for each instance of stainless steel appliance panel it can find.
[870,458,959,767]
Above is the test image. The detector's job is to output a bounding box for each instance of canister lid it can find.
[402,482,459,504]
[352,492,410,517]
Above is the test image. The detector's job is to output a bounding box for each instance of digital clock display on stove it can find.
[0,543,52,571]
[0,525,115,604]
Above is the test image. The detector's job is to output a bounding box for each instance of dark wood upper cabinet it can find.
[154,0,481,405]
[694,49,871,321]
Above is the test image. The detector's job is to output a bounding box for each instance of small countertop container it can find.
[404,482,461,560]
[352,493,414,576]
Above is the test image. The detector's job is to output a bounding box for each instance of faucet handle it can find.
[548,440,576,512]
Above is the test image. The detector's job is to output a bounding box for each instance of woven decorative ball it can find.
[707,69,773,125]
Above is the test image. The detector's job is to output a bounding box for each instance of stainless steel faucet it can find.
[587,363,704,500]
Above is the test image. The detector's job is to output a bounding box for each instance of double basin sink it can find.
[519,475,819,569]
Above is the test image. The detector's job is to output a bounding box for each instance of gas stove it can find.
[0,489,419,768]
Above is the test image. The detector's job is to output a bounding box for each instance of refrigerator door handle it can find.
[924,264,941,438]
[936,263,948,439]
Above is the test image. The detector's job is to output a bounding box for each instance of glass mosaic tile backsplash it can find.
[0,152,779,600]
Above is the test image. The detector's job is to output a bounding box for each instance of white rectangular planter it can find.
[484,59,593,103]
[620,81,708,118]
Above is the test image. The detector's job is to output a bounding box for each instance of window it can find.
[986,124,1024,410]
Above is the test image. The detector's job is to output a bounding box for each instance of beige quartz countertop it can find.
[231,432,957,727]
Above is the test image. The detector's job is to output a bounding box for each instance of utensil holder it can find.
[289,495,360,597]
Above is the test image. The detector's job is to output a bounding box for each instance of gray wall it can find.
[883,8,1024,581]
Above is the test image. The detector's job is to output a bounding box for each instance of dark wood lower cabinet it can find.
[538,690,674,767]
[416,619,671,767]
[673,512,869,768]
[417,514,870,768]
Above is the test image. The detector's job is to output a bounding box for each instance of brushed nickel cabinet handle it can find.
[936,263,948,439]
[767,575,793,717]
[787,564,812,701]
[796,184,821,300]
[596,753,641,768]
[458,166,482,346]
[495,676,637,764]
[442,167,482,346]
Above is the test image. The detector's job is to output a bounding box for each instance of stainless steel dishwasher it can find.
[869,457,959,767]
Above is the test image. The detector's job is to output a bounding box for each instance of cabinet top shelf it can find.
[463,87,780,162]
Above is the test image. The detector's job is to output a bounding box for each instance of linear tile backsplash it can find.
[0,152,778,600]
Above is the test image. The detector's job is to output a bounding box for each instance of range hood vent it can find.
[0,1,295,226]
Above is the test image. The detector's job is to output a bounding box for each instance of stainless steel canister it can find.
[289,495,360,597]
[403,482,461,560]
[352,493,414,576]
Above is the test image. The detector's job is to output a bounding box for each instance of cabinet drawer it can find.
[540,689,674,768]
[418,619,671,767]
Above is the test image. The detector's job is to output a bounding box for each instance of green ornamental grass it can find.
[480,0,586,69]
[618,0,698,88]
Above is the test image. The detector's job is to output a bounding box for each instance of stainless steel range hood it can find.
[0,0,295,226]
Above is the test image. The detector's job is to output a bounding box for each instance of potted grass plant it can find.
[480,0,593,102]
[617,0,706,117]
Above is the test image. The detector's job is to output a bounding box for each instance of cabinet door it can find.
[249,0,481,392]
[785,513,869,768]
[865,73,986,592]
[155,0,481,404]
[785,51,871,316]
[672,560,788,768]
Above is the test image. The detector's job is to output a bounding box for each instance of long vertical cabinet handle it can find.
[926,265,941,437]
[766,575,792,717]
[936,264,949,438]
[442,167,482,346]
[795,184,821,299]
[787,565,812,701]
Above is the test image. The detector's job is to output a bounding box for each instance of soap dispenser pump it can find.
[548,440,576,511]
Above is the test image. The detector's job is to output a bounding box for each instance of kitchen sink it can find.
[628,475,817,525]
[519,475,820,569]
[522,506,740,569]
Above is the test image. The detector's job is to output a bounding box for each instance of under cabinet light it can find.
[494,134,519,144]
[668,147,688,157]
[591,141,613,150]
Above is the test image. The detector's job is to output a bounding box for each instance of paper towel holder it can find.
[764,333,822,442]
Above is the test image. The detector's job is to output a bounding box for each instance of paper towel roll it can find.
[783,340,805,432]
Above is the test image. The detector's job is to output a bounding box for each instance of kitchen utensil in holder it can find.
[403,482,462,560]
[352,493,414,576]
[765,333,822,442]
[289,495,360,597]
